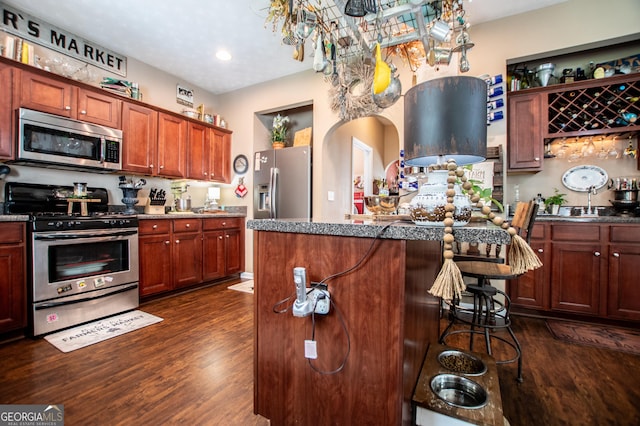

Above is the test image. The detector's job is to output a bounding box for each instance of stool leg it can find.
[506,324,523,383]
[482,293,492,355]
[438,302,456,345]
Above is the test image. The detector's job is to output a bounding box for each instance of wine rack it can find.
[547,73,640,138]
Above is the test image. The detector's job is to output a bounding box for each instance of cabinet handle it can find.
[534,157,540,161]
[204,172,208,176]
[152,224,158,229]
[219,236,223,240]
[185,223,190,228]
[80,110,87,115]
[613,252,620,257]
[175,239,180,244]
[594,251,601,257]
[222,222,226,226]
[537,248,544,253]
[159,165,164,169]
[165,240,170,245]
[65,106,71,110]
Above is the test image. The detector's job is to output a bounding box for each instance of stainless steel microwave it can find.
[16,108,123,172]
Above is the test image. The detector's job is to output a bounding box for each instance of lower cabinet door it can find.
[608,243,640,321]
[139,234,173,296]
[203,230,225,281]
[551,242,604,315]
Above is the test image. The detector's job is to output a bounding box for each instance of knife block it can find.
[144,204,166,214]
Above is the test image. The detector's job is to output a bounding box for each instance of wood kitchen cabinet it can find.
[186,121,209,181]
[138,218,202,297]
[509,221,640,323]
[507,91,544,171]
[186,124,232,183]
[607,225,640,321]
[210,128,231,183]
[138,220,173,296]
[508,223,550,310]
[0,222,27,334]
[202,218,244,281]
[172,219,203,288]
[139,217,243,298]
[507,74,640,171]
[156,112,187,178]
[121,101,158,175]
[0,63,14,159]
[19,69,121,127]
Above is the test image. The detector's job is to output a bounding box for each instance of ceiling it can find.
[2,0,567,95]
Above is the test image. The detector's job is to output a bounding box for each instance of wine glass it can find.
[555,138,568,159]
[609,137,620,159]
[584,137,596,157]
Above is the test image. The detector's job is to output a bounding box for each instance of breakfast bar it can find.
[247,218,510,426]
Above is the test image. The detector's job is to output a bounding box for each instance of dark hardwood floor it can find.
[1,282,638,425]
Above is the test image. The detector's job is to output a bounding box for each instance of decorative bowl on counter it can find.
[409,170,472,226]
[364,195,400,215]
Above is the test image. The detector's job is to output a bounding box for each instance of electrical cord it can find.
[317,220,403,285]
[307,292,350,375]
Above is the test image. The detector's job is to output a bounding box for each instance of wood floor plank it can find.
[1,283,639,425]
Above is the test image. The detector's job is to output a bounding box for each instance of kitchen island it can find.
[247,218,510,426]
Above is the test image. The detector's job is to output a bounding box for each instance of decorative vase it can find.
[120,187,141,214]
[409,169,472,226]
[272,141,285,150]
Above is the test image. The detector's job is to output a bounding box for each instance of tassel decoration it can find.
[428,159,543,302]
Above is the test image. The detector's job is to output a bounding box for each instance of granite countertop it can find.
[140,212,246,219]
[247,218,512,244]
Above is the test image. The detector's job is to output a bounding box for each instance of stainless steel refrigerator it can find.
[253,146,312,219]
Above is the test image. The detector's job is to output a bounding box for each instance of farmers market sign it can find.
[0,1,127,76]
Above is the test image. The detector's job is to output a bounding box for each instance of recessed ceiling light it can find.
[216,50,232,61]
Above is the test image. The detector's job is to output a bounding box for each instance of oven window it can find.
[24,124,98,159]
[49,240,130,282]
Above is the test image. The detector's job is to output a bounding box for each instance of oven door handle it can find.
[34,229,138,240]
[35,284,139,310]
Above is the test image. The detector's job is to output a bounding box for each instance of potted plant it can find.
[271,114,289,149]
[544,188,567,215]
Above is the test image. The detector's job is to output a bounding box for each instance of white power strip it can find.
[309,288,330,314]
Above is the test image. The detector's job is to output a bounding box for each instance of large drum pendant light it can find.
[404,76,487,167]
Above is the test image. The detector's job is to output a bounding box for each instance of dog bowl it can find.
[437,350,487,376]
[430,374,488,409]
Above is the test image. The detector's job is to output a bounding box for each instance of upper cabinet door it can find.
[186,121,210,181]
[157,112,187,178]
[77,88,122,128]
[507,92,544,171]
[0,63,14,159]
[121,102,158,175]
[210,128,231,183]
[20,70,75,117]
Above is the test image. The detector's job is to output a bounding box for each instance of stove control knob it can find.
[55,221,64,229]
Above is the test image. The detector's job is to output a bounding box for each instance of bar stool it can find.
[439,201,539,383]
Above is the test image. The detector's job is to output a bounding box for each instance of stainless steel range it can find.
[4,182,139,336]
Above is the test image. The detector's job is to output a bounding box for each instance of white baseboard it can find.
[240,271,254,280]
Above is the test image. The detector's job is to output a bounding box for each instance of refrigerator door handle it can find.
[270,167,279,218]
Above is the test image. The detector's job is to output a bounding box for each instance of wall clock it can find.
[233,154,249,174]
